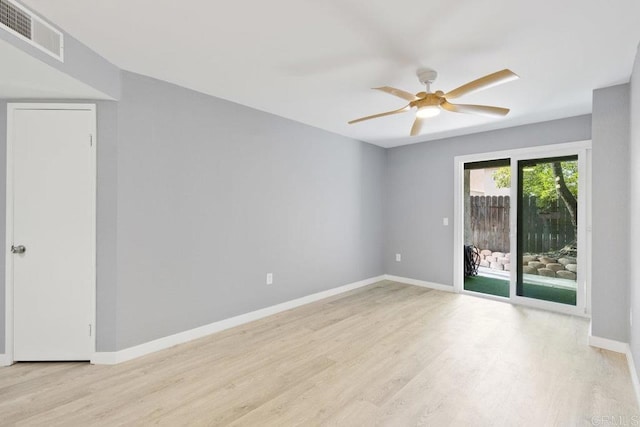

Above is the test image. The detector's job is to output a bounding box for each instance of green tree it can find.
[492,161,578,225]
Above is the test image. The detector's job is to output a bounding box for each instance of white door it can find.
[9,106,95,361]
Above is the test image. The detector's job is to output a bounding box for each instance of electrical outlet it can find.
[266,273,273,285]
[443,217,449,226]
[395,253,401,262]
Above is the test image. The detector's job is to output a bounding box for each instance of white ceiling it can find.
[20,0,640,147]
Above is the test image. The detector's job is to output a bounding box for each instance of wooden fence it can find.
[468,196,510,252]
[468,195,576,253]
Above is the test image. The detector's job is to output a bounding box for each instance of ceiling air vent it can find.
[0,0,63,61]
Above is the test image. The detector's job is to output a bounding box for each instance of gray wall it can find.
[95,101,119,351]
[0,80,386,352]
[629,45,640,369]
[0,1,121,99]
[591,84,631,342]
[0,102,5,353]
[385,115,592,285]
[113,72,386,350]
[386,87,632,344]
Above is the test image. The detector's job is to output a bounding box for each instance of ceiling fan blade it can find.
[441,100,510,117]
[348,105,411,124]
[444,69,519,100]
[410,116,425,136]
[373,86,419,102]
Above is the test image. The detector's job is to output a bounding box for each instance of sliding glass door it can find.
[455,142,589,315]
[516,156,580,306]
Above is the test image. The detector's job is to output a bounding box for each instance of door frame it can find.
[4,103,97,365]
[453,140,592,317]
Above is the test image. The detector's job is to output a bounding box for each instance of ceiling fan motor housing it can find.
[417,68,438,85]
[411,93,443,109]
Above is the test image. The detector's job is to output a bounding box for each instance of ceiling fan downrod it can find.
[417,68,438,93]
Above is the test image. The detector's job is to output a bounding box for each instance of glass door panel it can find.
[517,156,578,305]
[463,159,511,297]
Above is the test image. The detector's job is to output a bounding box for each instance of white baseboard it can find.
[384,275,454,293]
[625,346,640,411]
[0,353,12,367]
[584,323,640,409]
[91,352,118,365]
[588,322,628,354]
[91,275,385,365]
[588,334,629,354]
[586,321,640,410]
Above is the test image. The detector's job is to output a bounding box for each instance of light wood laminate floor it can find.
[0,281,637,426]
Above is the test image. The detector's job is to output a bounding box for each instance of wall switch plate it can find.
[395,253,401,262]
[443,217,449,226]
[266,273,273,285]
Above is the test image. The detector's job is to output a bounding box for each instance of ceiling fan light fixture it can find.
[415,105,441,118]
[348,68,518,135]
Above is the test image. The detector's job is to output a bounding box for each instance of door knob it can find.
[11,245,26,254]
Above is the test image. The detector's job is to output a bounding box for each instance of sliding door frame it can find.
[453,140,592,317]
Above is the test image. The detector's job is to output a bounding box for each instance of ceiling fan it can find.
[348,68,519,136]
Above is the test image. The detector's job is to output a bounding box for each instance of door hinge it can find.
[89,324,92,337]
[89,134,93,147]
